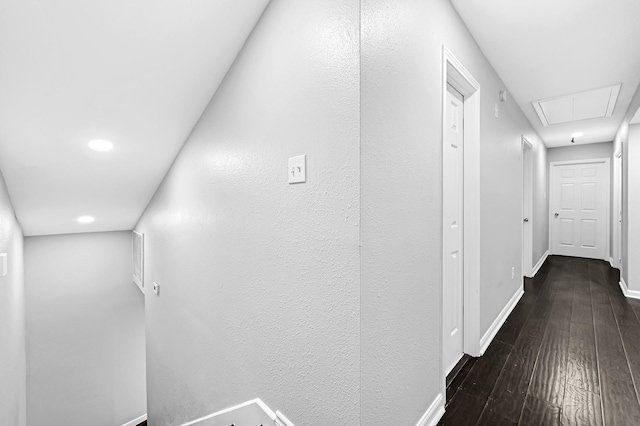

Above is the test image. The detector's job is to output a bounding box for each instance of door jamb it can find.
[548,158,611,260]
[441,46,481,397]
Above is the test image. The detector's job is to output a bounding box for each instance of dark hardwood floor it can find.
[440,255,640,425]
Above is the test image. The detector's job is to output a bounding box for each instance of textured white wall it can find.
[0,170,26,426]
[135,0,360,425]
[25,232,146,426]
[361,0,547,423]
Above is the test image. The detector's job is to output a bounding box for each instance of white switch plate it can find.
[495,103,499,118]
[288,155,306,184]
[0,253,6,277]
[153,282,160,295]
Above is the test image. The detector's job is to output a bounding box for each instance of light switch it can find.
[153,282,160,295]
[494,103,499,118]
[0,253,6,277]
[288,155,306,184]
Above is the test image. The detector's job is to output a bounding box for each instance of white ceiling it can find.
[450,0,640,148]
[0,0,270,236]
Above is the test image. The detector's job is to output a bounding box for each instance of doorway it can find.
[522,138,533,277]
[549,159,610,260]
[441,46,481,393]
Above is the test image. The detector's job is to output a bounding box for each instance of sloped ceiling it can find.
[0,0,270,236]
[451,0,640,147]
[632,107,640,125]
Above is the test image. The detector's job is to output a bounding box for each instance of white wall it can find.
[135,0,361,425]
[361,0,547,423]
[547,142,613,164]
[532,142,549,267]
[626,125,640,291]
[0,170,26,426]
[25,231,146,426]
[613,81,640,289]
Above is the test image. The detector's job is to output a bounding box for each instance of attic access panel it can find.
[533,84,621,126]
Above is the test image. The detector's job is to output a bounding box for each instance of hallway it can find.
[440,256,640,425]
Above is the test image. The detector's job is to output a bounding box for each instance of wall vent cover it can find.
[132,231,144,292]
[532,84,621,126]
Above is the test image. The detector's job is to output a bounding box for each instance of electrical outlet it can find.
[288,155,306,184]
[512,267,515,279]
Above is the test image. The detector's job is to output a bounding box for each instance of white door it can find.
[522,140,533,277]
[443,83,464,374]
[550,160,610,260]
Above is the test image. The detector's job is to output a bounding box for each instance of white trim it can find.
[181,398,275,426]
[619,277,640,300]
[415,393,445,426]
[548,158,611,261]
[609,257,615,268]
[121,414,147,426]
[479,287,524,354]
[531,251,549,277]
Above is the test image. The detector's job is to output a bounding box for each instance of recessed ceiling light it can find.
[88,139,114,152]
[571,132,584,138]
[77,216,95,224]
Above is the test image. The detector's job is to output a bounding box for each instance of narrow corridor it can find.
[440,256,640,425]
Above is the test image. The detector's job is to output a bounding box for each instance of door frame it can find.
[522,137,533,277]
[440,46,481,395]
[613,149,623,268]
[548,158,611,261]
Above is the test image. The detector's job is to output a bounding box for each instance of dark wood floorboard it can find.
[458,339,512,399]
[560,384,603,426]
[439,255,640,426]
[519,394,560,426]
[590,263,640,425]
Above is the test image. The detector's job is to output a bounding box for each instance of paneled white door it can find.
[550,160,610,260]
[443,83,464,374]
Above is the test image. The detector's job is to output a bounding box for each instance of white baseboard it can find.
[122,414,147,426]
[609,257,615,268]
[531,251,549,277]
[619,277,640,300]
[416,393,445,426]
[479,287,524,355]
[181,398,276,426]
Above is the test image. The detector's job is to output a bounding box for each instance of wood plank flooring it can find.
[439,255,640,426]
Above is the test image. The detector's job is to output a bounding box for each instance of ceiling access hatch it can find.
[532,84,621,126]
